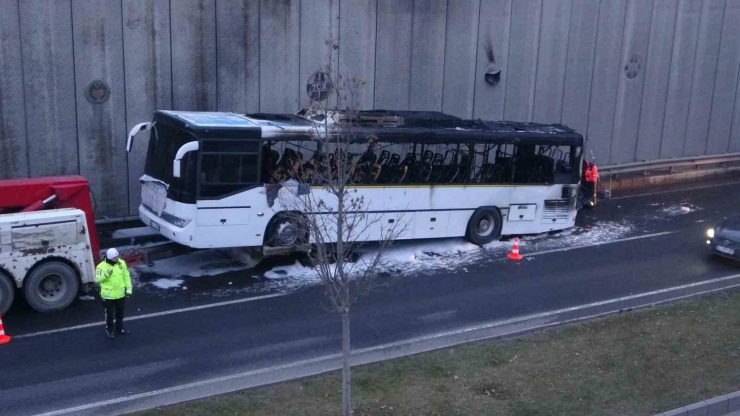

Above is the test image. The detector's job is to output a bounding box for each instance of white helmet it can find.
[106,248,120,260]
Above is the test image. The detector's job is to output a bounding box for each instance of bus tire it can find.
[266,213,308,247]
[23,261,79,313]
[0,271,14,316]
[466,207,503,246]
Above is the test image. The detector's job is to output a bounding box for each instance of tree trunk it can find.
[341,311,351,416]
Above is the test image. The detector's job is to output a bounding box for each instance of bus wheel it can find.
[267,214,308,247]
[0,271,14,316]
[466,207,503,246]
[23,261,79,313]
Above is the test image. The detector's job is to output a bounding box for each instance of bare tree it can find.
[264,38,407,415]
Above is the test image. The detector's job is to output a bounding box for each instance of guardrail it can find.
[599,152,740,176]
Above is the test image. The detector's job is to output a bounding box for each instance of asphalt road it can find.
[2,181,740,415]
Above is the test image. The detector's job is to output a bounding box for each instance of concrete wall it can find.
[2,0,740,218]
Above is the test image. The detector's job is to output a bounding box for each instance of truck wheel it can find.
[465,207,503,246]
[24,262,79,313]
[0,272,14,316]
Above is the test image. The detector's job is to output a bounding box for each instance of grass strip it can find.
[139,290,740,415]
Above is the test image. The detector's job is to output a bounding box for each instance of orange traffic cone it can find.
[507,238,523,261]
[0,315,10,345]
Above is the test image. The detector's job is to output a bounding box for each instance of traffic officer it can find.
[95,248,132,339]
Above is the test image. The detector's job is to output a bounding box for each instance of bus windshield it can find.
[143,122,197,204]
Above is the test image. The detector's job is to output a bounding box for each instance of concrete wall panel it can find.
[660,0,702,158]
[609,0,653,164]
[561,0,599,136]
[708,1,740,154]
[19,0,78,178]
[409,0,447,111]
[123,0,172,215]
[0,0,28,179]
[532,0,571,124]
[636,0,678,161]
[684,0,725,156]
[732,51,740,152]
[374,0,413,110]
[503,0,541,121]
[586,0,626,164]
[259,0,300,113]
[300,0,339,109]
[72,0,128,217]
[733,86,740,151]
[339,0,377,110]
[171,0,216,111]
[5,0,740,218]
[472,0,511,120]
[218,0,260,113]
[442,0,480,118]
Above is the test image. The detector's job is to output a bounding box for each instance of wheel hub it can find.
[477,215,494,237]
[276,222,299,246]
[38,274,64,300]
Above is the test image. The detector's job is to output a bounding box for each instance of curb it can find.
[656,391,740,416]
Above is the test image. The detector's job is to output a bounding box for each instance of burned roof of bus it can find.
[256,109,585,146]
[154,109,584,146]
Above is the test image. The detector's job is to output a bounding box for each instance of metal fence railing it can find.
[599,152,740,176]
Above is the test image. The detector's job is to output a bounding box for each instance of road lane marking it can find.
[14,293,287,339]
[32,271,740,416]
[519,230,678,258]
[15,230,679,339]
[418,310,457,323]
[610,181,740,200]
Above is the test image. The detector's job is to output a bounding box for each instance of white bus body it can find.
[139,182,576,248]
[129,110,583,254]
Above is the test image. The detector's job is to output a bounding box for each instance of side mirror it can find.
[127,122,153,152]
[173,141,199,178]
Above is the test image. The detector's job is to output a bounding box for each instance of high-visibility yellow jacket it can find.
[95,260,132,300]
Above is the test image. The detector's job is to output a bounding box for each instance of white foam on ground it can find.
[521,220,634,249]
[150,278,184,289]
[130,218,637,295]
[264,261,318,281]
[261,236,548,286]
[134,249,251,278]
[362,239,509,274]
[655,203,702,216]
[260,220,637,285]
[375,239,481,263]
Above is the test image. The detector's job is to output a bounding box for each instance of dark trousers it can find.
[102,298,126,333]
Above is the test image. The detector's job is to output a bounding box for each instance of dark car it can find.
[707,215,740,260]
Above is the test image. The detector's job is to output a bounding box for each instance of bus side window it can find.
[553,145,579,184]
[512,144,552,184]
[199,139,260,198]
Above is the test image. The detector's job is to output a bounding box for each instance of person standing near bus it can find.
[95,248,132,339]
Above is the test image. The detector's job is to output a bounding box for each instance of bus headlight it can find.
[161,211,192,228]
[707,228,715,238]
